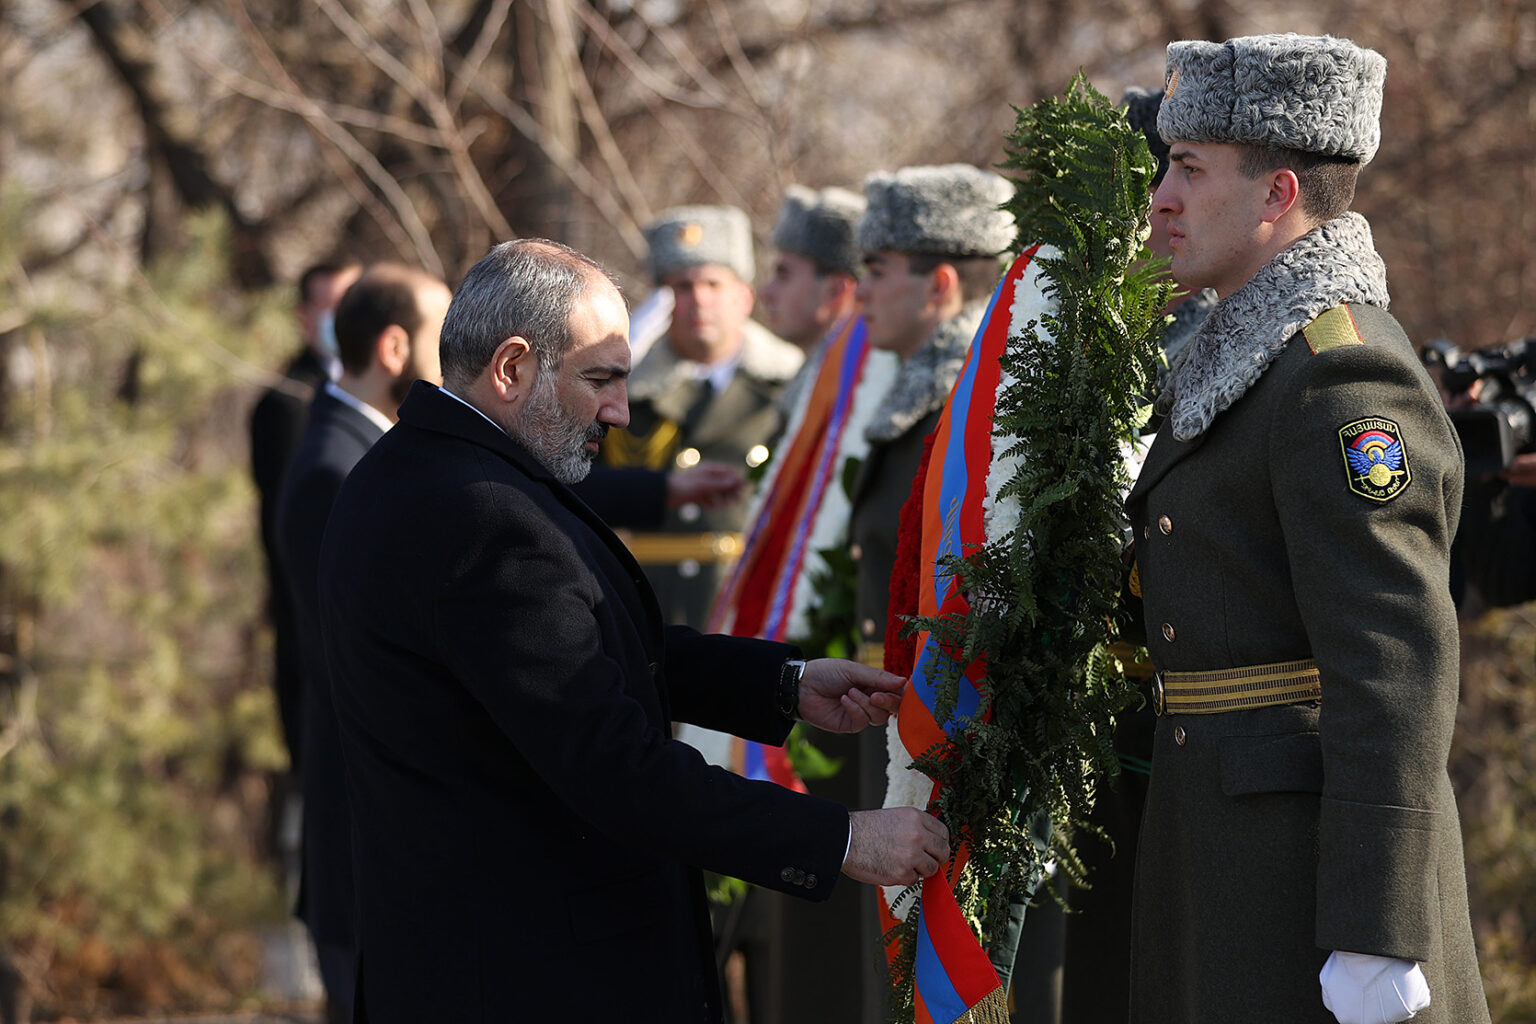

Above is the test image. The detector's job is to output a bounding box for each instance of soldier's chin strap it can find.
[1320,950,1430,1024]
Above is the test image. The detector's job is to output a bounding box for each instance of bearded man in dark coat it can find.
[318,239,951,1023]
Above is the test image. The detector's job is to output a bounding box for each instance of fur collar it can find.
[627,319,803,404]
[1157,212,1389,441]
[865,299,987,443]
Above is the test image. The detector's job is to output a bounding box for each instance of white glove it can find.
[1320,950,1431,1024]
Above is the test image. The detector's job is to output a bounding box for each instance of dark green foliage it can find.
[885,74,1173,1015]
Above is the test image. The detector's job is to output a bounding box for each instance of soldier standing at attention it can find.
[845,165,1049,1019]
[599,206,802,627]
[1127,34,1490,1024]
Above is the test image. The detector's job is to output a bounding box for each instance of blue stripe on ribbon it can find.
[743,741,769,782]
[763,319,868,640]
[914,900,967,1024]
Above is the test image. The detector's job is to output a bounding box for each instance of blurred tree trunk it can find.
[74,1,274,288]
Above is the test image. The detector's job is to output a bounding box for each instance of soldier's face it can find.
[856,251,938,359]
[758,253,844,349]
[665,265,755,365]
[1152,141,1272,298]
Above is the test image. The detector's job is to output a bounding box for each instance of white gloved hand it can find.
[1320,950,1431,1024]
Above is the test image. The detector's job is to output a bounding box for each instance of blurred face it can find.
[1152,141,1271,297]
[298,266,361,348]
[855,251,937,359]
[390,280,452,404]
[514,281,632,485]
[758,253,848,349]
[664,264,755,365]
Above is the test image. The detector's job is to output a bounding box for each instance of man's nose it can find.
[604,386,631,430]
[1151,178,1177,215]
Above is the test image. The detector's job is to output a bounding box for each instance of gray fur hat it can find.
[645,205,754,284]
[1121,87,1171,183]
[856,164,1015,257]
[1158,34,1386,163]
[772,185,866,277]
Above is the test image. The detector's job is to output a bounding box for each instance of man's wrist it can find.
[776,658,805,721]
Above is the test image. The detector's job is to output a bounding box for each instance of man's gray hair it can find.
[440,239,621,389]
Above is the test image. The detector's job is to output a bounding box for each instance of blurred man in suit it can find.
[318,239,949,1023]
[251,260,361,771]
[275,262,450,1023]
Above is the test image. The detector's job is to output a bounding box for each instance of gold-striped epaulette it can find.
[1303,305,1366,355]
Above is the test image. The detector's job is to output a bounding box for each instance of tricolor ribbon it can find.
[704,315,874,791]
[884,248,1041,1024]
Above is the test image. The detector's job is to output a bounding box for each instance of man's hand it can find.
[798,659,904,732]
[842,808,951,886]
[666,462,745,509]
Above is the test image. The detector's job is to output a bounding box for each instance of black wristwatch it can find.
[776,659,806,722]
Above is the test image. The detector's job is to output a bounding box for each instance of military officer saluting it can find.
[600,205,802,627]
[1127,34,1490,1024]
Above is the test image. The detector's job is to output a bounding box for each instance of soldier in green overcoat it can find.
[1126,34,1490,1024]
[598,205,803,628]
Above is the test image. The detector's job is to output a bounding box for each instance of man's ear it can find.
[926,262,961,308]
[1262,168,1302,224]
[488,336,535,401]
[375,324,411,376]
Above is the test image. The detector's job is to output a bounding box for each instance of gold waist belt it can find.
[616,531,742,566]
[1155,658,1321,715]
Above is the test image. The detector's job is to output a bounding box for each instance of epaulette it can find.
[1303,304,1366,355]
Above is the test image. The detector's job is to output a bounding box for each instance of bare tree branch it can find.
[208,0,446,276]
[448,0,514,112]
[314,0,515,242]
[467,76,648,258]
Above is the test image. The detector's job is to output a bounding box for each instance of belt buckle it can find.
[1152,672,1166,716]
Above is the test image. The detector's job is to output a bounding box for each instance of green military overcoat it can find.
[599,321,801,628]
[1126,302,1490,1023]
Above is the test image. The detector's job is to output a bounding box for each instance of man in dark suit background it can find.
[275,263,451,1023]
[318,239,950,1023]
[251,260,362,772]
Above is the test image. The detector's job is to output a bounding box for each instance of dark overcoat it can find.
[1125,303,1490,1023]
[274,385,385,946]
[318,382,849,1024]
[250,347,328,763]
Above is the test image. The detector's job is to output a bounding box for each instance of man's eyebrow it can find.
[583,363,630,378]
[1168,147,1196,163]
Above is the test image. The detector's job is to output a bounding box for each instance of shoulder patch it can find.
[1304,305,1365,355]
[1339,417,1411,503]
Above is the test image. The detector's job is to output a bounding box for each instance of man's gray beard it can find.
[510,374,606,485]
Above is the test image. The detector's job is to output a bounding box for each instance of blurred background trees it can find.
[1,0,1533,1018]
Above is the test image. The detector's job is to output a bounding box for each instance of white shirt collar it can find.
[693,353,739,394]
[324,380,394,434]
[436,385,508,436]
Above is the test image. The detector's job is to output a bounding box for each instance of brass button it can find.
[1174,725,1187,746]
[1158,515,1172,536]
[780,867,795,883]
[792,869,806,885]
[805,874,818,888]
[1161,622,1175,643]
